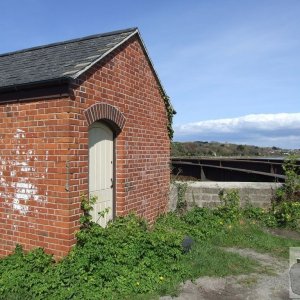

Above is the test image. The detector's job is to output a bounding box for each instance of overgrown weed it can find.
[1,182,300,299]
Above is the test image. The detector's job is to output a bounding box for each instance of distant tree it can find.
[171,142,186,156]
[171,141,299,158]
[237,145,245,152]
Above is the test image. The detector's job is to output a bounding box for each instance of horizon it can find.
[172,139,299,151]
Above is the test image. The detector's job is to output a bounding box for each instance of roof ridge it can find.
[0,27,138,58]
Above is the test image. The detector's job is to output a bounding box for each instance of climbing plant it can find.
[79,194,97,229]
[276,154,300,202]
[160,88,175,140]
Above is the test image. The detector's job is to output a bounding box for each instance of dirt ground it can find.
[160,229,300,300]
[160,248,289,300]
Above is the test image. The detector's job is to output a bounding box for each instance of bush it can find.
[242,201,300,230]
[0,245,55,300]
[0,213,188,300]
[276,155,300,203]
[215,189,241,223]
[242,204,277,228]
[273,201,300,229]
[242,155,300,230]
[182,207,225,239]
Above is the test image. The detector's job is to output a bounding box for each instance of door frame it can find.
[88,120,116,223]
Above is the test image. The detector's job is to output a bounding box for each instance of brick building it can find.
[0,28,173,258]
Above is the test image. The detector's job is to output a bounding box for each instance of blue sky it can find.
[1,0,299,149]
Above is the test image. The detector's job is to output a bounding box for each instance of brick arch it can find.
[84,103,126,134]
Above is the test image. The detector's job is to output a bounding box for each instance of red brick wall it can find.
[0,99,77,258]
[71,35,170,223]
[0,35,170,258]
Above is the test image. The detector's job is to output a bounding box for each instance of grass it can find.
[142,210,300,298]
[183,242,259,278]
[237,275,258,287]
[129,219,300,299]
[127,242,261,300]
[2,201,300,299]
[211,221,300,258]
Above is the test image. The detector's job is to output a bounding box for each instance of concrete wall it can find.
[169,181,282,211]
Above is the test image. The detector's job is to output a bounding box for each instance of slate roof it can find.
[0,28,138,91]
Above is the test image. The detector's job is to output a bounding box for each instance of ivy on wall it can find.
[160,89,176,140]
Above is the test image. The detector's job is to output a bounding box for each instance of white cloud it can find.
[174,113,300,149]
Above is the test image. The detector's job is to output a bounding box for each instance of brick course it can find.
[0,35,170,258]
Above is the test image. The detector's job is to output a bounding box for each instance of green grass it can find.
[126,242,260,300]
[140,220,300,299]
[128,220,299,299]
[211,221,300,258]
[183,242,259,277]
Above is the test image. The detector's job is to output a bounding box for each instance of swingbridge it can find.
[171,157,300,182]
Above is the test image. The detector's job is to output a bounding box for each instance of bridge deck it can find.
[171,157,299,182]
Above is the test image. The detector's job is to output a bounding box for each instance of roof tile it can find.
[0,28,137,90]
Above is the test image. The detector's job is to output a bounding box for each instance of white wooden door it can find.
[89,122,114,227]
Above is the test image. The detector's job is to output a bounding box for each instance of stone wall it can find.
[169,181,282,211]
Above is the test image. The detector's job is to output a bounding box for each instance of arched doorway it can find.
[88,122,114,226]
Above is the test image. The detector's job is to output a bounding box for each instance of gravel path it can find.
[160,248,290,300]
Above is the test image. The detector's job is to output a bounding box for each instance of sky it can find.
[0,0,299,149]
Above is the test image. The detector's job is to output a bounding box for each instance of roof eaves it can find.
[0,76,72,93]
[72,28,139,80]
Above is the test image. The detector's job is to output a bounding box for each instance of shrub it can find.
[273,201,300,229]
[0,212,189,299]
[242,204,277,228]
[215,189,241,223]
[242,202,300,230]
[182,207,224,239]
[0,245,54,300]
[276,155,300,203]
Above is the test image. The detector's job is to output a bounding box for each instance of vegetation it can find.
[275,154,300,202]
[0,159,299,299]
[159,89,175,140]
[1,185,300,299]
[171,140,300,157]
[242,155,300,229]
